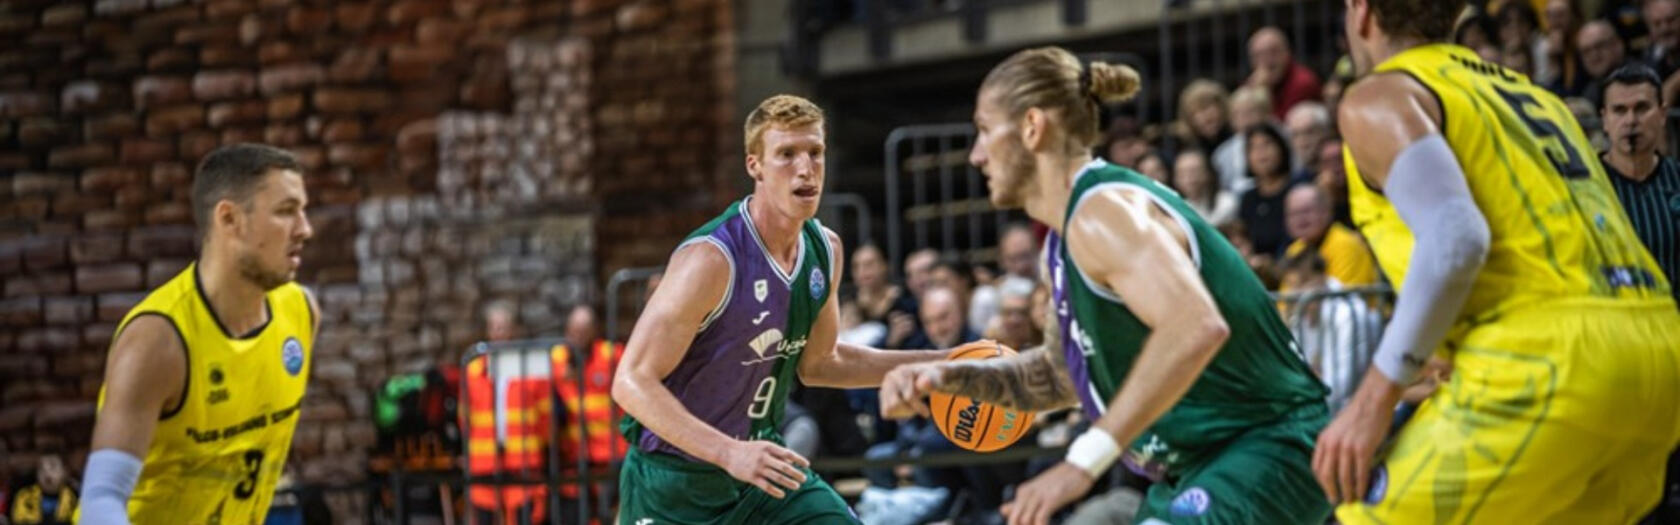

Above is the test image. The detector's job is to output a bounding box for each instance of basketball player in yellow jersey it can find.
[77,143,317,525]
[1313,0,1680,523]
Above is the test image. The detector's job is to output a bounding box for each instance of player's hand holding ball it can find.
[879,362,944,419]
[720,439,809,499]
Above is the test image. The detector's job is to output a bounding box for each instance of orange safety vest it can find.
[551,341,627,500]
[552,340,629,465]
[463,353,552,522]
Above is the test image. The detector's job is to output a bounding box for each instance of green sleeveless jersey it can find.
[1047,160,1328,479]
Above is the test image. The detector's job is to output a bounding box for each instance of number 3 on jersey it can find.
[747,377,776,419]
[233,450,265,499]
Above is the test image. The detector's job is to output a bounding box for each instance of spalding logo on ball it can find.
[929,340,1036,452]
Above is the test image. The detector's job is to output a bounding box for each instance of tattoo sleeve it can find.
[937,346,1079,413]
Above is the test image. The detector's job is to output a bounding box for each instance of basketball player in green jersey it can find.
[879,48,1331,525]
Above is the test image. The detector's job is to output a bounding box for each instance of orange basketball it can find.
[929,340,1036,452]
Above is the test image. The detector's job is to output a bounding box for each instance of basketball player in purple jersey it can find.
[611,95,949,524]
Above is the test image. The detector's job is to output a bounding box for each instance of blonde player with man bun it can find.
[879,47,1333,525]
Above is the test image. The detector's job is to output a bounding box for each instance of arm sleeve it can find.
[1372,134,1491,384]
[77,449,142,525]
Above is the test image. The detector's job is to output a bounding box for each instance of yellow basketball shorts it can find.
[1338,298,1680,525]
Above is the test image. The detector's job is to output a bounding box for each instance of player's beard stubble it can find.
[238,249,293,291]
[988,137,1039,209]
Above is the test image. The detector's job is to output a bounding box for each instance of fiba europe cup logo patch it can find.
[809,268,826,300]
[281,337,305,376]
[1170,487,1211,517]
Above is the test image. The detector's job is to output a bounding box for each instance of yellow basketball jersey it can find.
[90,263,313,525]
[1346,44,1672,327]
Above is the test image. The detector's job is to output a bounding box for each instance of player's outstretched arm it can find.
[800,229,947,389]
[1314,73,1488,505]
[609,241,810,498]
[80,315,189,525]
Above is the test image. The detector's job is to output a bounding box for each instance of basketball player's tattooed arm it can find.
[610,241,811,499]
[933,347,1079,413]
[880,256,1078,417]
[800,229,948,389]
[82,314,189,523]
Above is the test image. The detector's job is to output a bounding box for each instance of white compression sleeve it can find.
[79,449,142,525]
[1373,134,1491,384]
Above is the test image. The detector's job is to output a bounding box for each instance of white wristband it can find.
[1064,428,1121,478]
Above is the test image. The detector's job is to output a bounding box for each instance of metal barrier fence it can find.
[1273,286,1393,414]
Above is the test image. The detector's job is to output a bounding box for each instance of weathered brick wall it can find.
[0,0,736,518]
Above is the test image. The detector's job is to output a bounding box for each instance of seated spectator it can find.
[1214,86,1273,192]
[885,248,940,349]
[1646,0,1680,108]
[1099,116,1150,169]
[1135,149,1170,186]
[1501,40,1536,78]
[1172,149,1237,226]
[1322,56,1356,120]
[851,243,911,323]
[1284,184,1378,287]
[1314,138,1352,227]
[11,455,73,525]
[1219,221,1280,290]
[1498,0,1548,80]
[1237,124,1300,259]
[1571,19,1627,105]
[1283,101,1330,179]
[1245,26,1322,119]
[1454,8,1501,62]
[984,278,1041,352]
[1276,253,1384,414]
[905,273,979,351]
[929,257,999,338]
[997,223,1040,283]
[1543,0,1588,95]
[839,297,887,347]
[1169,79,1233,155]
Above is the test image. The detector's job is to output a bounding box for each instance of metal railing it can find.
[1273,286,1393,414]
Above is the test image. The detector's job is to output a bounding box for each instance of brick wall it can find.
[0,0,735,519]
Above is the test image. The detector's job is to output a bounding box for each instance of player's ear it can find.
[215,198,242,235]
[1021,108,1045,151]
[745,153,761,182]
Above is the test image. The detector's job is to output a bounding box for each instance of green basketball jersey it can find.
[1047,160,1328,479]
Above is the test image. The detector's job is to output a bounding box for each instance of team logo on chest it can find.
[281,337,304,376]
[809,268,826,299]
[754,279,769,303]
[743,327,808,365]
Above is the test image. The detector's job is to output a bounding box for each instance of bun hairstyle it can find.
[982,46,1142,152]
[1082,61,1143,104]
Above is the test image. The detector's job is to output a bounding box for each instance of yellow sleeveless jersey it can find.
[1346,44,1672,327]
[85,263,314,525]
